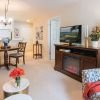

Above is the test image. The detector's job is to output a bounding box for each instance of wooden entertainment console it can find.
[54,44,100,81]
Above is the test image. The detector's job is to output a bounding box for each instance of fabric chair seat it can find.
[9,53,23,57]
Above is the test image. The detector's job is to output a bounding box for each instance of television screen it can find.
[60,25,82,44]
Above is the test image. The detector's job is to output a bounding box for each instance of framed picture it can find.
[36,26,43,40]
[14,28,20,38]
[40,26,43,32]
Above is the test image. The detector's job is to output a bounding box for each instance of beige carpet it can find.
[0,57,82,100]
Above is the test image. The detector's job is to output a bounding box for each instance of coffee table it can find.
[3,78,30,98]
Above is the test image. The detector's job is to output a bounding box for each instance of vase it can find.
[91,41,98,48]
[4,43,8,48]
[15,77,20,87]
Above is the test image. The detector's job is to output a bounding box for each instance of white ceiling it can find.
[0,0,79,22]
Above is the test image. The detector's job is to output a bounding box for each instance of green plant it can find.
[89,26,100,41]
[89,33,100,41]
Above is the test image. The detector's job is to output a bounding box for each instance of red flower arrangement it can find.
[9,67,24,87]
[9,67,24,79]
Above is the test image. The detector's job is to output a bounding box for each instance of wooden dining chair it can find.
[9,42,27,67]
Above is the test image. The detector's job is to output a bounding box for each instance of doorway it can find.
[48,17,60,60]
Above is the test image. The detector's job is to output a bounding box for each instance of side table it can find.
[33,43,42,59]
[3,78,30,98]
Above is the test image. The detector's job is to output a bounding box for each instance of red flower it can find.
[9,67,24,79]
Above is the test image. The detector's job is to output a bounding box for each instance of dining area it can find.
[0,38,27,70]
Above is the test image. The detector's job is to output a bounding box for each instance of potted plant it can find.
[89,26,100,48]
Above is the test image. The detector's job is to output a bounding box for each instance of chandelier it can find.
[0,0,13,26]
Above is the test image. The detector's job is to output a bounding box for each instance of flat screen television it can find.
[60,25,82,44]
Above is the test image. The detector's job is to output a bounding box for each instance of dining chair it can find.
[9,42,27,67]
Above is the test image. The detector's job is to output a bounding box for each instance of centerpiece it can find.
[89,26,100,48]
[9,67,24,87]
[2,37,11,48]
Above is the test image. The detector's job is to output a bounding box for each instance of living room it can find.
[0,0,100,100]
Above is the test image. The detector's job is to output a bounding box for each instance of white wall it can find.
[14,21,33,51]
[58,0,100,28]
[80,0,100,25]
[33,18,49,60]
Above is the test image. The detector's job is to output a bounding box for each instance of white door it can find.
[48,17,60,60]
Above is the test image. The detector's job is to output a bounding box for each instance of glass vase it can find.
[15,77,20,87]
[4,43,8,48]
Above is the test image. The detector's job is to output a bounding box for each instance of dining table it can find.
[0,46,19,70]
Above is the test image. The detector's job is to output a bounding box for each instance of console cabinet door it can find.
[82,57,97,69]
[55,51,63,70]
